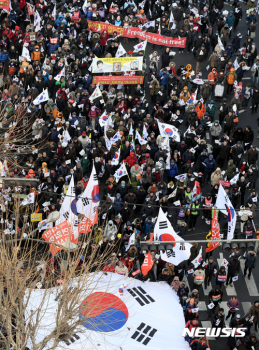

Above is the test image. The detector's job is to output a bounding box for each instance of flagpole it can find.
[168,12,171,30]
[123,161,131,184]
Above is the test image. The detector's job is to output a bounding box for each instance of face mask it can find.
[121,184,125,188]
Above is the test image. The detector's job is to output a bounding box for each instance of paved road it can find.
[119,1,259,348]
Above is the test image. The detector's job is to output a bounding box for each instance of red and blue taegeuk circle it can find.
[113,153,119,160]
[79,292,128,332]
[92,185,100,203]
[102,115,108,121]
[71,199,78,215]
[159,234,176,247]
[198,256,203,264]
[165,128,174,136]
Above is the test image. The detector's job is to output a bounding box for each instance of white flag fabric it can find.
[99,111,109,127]
[33,89,49,105]
[126,232,135,251]
[129,124,134,136]
[161,136,170,152]
[114,163,127,182]
[20,192,35,206]
[230,173,239,185]
[54,67,65,81]
[158,121,180,141]
[218,35,224,50]
[110,131,121,144]
[155,208,192,265]
[143,124,148,139]
[104,126,112,150]
[233,58,240,71]
[25,273,187,350]
[215,184,236,240]
[139,0,146,8]
[191,247,203,268]
[169,11,176,29]
[111,148,121,165]
[34,10,41,32]
[89,84,102,102]
[136,130,148,145]
[56,176,79,240]
[82,0,89,13]
[1,159,8,177]
[133,40,147,52]
[107,114,114,128]
[63,130,71,144]
[22,46,31,62]
[52,4,56,19]
[175,173,187,181]
[143,20,155,28]
[115,43,126,57]
[77,164,100,223]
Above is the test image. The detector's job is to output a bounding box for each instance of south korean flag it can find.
[156,208,192,265]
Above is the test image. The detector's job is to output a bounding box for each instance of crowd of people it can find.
[1,0,259,348]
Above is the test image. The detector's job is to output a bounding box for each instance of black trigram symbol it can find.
[74,219,79,227]
[127,286,155,306]
[159,220,168,229]
[166,250,175,258]
[179,242,186,250]
[82,198,89,206]
[131,322,157,346]
[93,174,98,181]
[63,211,69,220]
[71,186,75,193]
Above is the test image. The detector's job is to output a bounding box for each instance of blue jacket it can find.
[143,220,155,235]
[158,71,169,85]
[50,128,60,143]
[56,15,67,27]
[86,10,93,20]
[114,193,124,211]
[8,13,17,22]
[232,36,241,50]
[41,71,49,83]
[226,12,234,27]
[47,43,59,55]
[246,14,257,26]
[92,46,102,57]
[0,51,9,63]
[225,45,234,58]
[167,162,178,177]
[204,158,216,173]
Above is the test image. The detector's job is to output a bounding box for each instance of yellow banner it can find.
[92,57,143,73]
[31,213,42,222]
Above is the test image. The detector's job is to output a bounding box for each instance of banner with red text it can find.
[93,76,144,85]
[87,21,186,48]
[0,0,10,12]
[42,220,73,256]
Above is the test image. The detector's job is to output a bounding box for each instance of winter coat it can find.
[247,149,258,164]
[201,84,212,99]
[204,158,216,173]
[167,162,178,177]
[211,169,223,186]
[244,251,257,268]
[249,302,259,324]
[227,257,240,275]
[195,103,206,120]
[226,160,236,179]
[125,153,138,167]
[218,144,230,159]
[210,122,222,136]
[243,129,254,144]
[232,145,243,161]
[208,53,220,68]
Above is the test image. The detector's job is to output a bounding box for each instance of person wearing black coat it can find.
[243,126,254,151]
[157,268,173,285]
[217,141,230,168]
[209,285,223,313]
[226,256,240,287]
[232,142,244,167]
[237,176,247,205]
[161,48,171,68]
[212,308,225,329]
[244,334,259,350]
[233,127,244,142]
[204,257,217,288]
[45,75,56,99]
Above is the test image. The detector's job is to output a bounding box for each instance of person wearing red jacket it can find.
[19,0,26,10]
[103,261,115,273]
[56,88,67,101]
[100,30,109,53]
[125,152,137,167]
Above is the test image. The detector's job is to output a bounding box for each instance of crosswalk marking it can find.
[203,285,210,296]
[198,301,207,311]
[242,302,251,315]
[201,321,215,340]
[239,260,259,296]
[217,253,237,296]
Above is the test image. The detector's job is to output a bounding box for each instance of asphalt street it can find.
[120,2,259,348]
